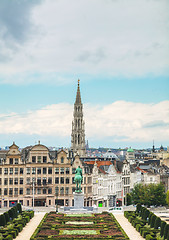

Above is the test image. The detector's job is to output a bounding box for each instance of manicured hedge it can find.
[0,210,34,240]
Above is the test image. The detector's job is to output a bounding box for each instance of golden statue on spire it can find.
[78,79,80,85]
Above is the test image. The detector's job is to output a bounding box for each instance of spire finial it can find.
[78,79,80,85]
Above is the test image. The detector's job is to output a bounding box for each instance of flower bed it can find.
[31,211,129,239]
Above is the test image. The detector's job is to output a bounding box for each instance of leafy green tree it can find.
[126,193,132,206]
[130,183,166,206]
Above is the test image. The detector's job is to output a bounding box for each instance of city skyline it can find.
[0,0,168,149]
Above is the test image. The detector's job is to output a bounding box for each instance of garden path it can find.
[114,213,144,240]
[15,212,45,240]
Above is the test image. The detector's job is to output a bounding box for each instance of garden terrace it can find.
[31,211,129,240]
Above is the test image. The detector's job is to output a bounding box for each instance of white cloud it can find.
[0,0,168,84]
[0,101,168,144]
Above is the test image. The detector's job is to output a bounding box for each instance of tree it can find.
[166,190,169,206]
[126,193,132,206]
[130,183,166,206]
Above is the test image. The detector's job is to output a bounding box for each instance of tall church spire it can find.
[75,79,82,104]
[71,80,86,157]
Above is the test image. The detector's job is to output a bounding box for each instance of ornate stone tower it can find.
[71,80,86,157]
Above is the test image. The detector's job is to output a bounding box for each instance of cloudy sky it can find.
[0,0,168,149]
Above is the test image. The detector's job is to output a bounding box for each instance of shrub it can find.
[154,217,161,229]
[148,212,153,225]
[0,214,6,226]
[160,221,167,237]
[146,234,154,240]
[4,212,10,223]
[8,209,14,220]
[16,203,22,213]
[143,209,150,221]
[164,224,169,239]
[150,214,156,228]
[136,203,142,213]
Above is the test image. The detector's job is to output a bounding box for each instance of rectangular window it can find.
[26,188,30,195]
[4,188,8,195]
[43,188,46,194]
[4,178,8,185]
[55,177,59,184]
[48,188,52,194]
[32,156,36,163]
[26,177,30,184]
[60,167,64,174]
[66,167,70,174]
[9,188,13,196]
[9,168,13,175]
[20,178,23,185]
[43,177,47,185]
[55,187,59,195]
[20,188,23,195]
[61,157,64,163]
[84,177,86,184]
[37,168,41,174]
[4,168,8,175]
[9,158,13,164]
[0,189,1,195]
[15,168,18,174]
[20,168,24,174]
[15,158,18,164]
[48,167,52,174]
[72,168,76,174]
[37,156,41,163]
[60,187,64,195]
[43,156,47,163]
[72,177,75,184]
[37,188,41,194]
[88,177,92,184]
[65,187,69,195]
[48,177,52,184]
[14,178,18,185]
[55,168,59,174]
[0,168,2,174]
[37,178,41,185]
[32,168,36,174]
[0,178,1,185]
[60,177,64,184]
[66,178,69,184]
[43,168,47,174]
[9,178,13,185]
[72,187,75,194]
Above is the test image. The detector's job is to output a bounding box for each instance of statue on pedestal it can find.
[74,166,83,193]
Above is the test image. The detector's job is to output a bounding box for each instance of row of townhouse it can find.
[0,142,168,208]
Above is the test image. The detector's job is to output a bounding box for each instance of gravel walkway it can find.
[114,213,144,240]
[15,212,45,240]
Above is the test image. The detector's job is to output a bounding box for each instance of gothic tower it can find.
[71,80,86,157]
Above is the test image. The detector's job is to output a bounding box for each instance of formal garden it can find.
[124,203,169,240]
[30,211,129,240]
[0,203,34,240]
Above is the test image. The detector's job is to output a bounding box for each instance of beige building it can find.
[0,142,93,208]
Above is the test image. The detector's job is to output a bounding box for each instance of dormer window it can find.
[61,157,64,163]
[10,158,13,164]
[15,158,18,164]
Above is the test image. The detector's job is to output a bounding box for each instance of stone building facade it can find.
[0,142,93,208]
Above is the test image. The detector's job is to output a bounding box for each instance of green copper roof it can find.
[127,147,134,152]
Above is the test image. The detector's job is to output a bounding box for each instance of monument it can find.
[60,166,97,213]
[74,166,84,209]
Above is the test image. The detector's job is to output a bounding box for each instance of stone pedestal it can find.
[74,192,84,209]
